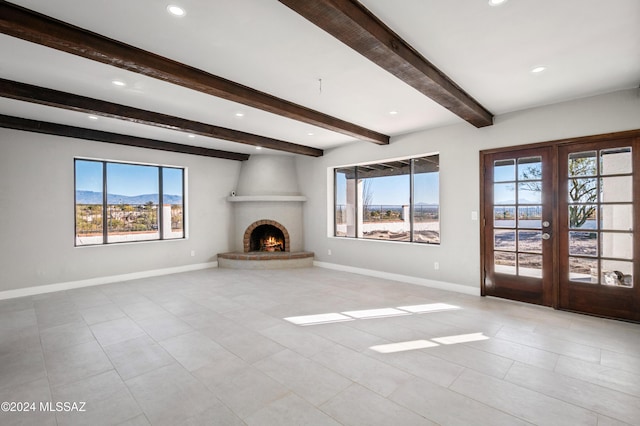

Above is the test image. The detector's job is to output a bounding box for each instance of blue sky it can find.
[336,172,439,205]
[75,160,183,196]
[493,159,542,204]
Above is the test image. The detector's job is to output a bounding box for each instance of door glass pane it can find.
[518,254,542,278]
[518,157,542,181]
[495,251,516,275]
[600,176,632,202]
[569,151,597,177]
[569,257,598,283]
[600,205,632,231]
[518,230,542,253]
[566,145,634,291]
[494,183,515,204]
[494,159,515,182]
[600,147,632,175]
[568,205,597,229]
[518,182,542,204]
[518,206,542,228]
[601,232,633,260]
[568,178,598,203]
[494,230,516,251]
[601,260,633,287]
[491,153,551,282]
[494,206,516,228]
[569,231,597,256]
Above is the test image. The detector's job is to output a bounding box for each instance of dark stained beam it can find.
[0,78,323,157]
[0,1,389,145]
[278,0,494,128]
[0,114,250,161]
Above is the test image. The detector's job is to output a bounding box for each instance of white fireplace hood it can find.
[232,155,305,199]
[227,155,306,253]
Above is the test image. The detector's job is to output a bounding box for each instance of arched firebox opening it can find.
[243,220,290,252]
[250,225,285,252]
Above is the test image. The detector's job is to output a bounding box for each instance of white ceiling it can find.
[1,0,638,157]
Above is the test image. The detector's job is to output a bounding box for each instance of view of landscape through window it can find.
[75,159,184,245]
[335,155,439,244]
[492,148,633,287]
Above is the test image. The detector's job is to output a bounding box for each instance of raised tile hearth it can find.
[217,251,314,269]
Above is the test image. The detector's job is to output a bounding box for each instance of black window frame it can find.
[74,158,186,246]
[333,154,440,245]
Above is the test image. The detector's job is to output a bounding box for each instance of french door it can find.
[558,137,640,320]
[481,131,640,322]
[482,147,555,306]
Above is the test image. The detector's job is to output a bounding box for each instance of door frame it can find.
[481,146,556,307]
[480,129,640,319]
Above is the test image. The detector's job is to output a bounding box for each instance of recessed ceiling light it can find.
[235,112,245,117]
[112,80,126,87]
[256,146,262,150]
[307,132,314,136]
[488,0,507,6]
[531,66,547,74]
[88,115,98,120]
[167,5,185,16]
[188,134,196,138]
[389,111,398,115]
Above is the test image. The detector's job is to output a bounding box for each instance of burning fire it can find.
[261,236,283,251]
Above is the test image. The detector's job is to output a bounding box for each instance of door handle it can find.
[542,233,551,240]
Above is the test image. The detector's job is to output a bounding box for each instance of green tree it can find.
[521,158,597,228]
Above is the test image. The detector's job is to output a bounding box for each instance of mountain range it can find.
[76,190,182,205]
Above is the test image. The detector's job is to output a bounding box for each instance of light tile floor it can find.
[1,267,639,425]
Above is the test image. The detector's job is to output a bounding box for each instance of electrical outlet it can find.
[327,249,332,255]
[190,250,196,257]
[434,262,439,270]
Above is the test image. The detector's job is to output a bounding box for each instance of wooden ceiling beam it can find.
[0,114,250,161]
[278,0,494,128]
[0,79,323,157]
[0,1,389,145]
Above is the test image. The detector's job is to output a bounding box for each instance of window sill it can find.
[327,235,440,247]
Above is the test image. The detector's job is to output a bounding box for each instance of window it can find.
[75,159,185,246]
[567,147,633,286]
[334,155,439,244]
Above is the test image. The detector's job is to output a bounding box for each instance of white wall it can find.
[230,155,305,252]
[236,155,300,196]
[297,89,640,291]
[0,128,241,293]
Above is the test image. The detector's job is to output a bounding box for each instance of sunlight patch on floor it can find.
[341,308,410,319]
[370,339,440,353]
[284,303,461,326]
[284,313,353,326]
[431,332,490,345]
[397,303,460,313]
[369,332,490,354]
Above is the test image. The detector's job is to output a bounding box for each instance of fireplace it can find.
[245,220,288,252]
[219,218,311,267]
[218,155,313,268]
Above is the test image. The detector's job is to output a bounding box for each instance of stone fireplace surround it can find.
[244,219,288,252]
[217,155,314,269]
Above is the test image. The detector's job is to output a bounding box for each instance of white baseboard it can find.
[313,261,480,296]
[0,262,218,301]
